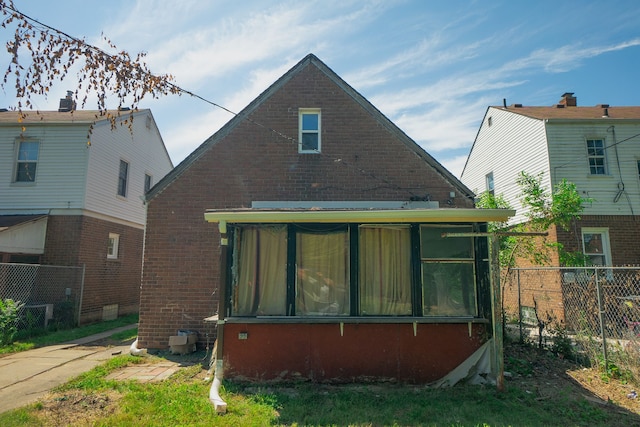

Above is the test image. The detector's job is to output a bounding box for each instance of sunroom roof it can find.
[204,208,514,224]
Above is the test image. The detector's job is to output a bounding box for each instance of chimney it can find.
[58,90,76,112]
[559,92,577,107]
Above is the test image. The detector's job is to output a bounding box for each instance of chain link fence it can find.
[503,266,640,381]
[0,263,85,331]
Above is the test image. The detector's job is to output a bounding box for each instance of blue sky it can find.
[1,0,639,178]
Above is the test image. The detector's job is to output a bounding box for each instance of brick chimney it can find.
[559,92,577,107]
[58,90,76,112]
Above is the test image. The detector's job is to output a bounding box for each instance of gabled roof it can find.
[0,109,150,125]
[148,54,474,201]
[493,105,640,121]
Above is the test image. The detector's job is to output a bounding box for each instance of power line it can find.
[1,2,434,199]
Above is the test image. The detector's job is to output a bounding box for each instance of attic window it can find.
[299,109,321,153]
[487,116,493,127]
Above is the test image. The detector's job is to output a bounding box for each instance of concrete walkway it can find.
[0,324,140,414]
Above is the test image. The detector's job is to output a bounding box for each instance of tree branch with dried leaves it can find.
[0,0,181,127]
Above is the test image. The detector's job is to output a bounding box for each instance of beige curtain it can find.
[359,226,412,315]
[296,230,349,316]
[233,225,287,316]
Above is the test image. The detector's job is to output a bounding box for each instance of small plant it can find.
[549,321,575,360]
[0,298,25,346]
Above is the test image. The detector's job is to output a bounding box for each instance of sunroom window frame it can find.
[225,222,488,320]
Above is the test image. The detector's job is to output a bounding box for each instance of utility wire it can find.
[2,2,428,199]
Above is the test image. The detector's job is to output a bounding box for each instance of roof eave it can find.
[204,208,515,224]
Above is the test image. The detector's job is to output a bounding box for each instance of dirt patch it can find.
[33,391,122,427]
[505,342,640,417]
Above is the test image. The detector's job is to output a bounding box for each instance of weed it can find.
[0,299,24,345]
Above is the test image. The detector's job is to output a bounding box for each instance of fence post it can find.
[517,269,523,343]
[595,267,608,370]
[489,235,505,392]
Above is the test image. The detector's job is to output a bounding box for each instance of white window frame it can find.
[107,233,120,259]
[485,172,494,195]
[298,109,321,153]
[117,159,129,197]
[14,139,40,183]
[581,227,611,266]
[144,173,153,193]
[586,138,607,175]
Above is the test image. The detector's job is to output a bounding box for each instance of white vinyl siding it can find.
[461,107,550,224]
[1,126,89,209]
[84,111,173,225]
[546,123,640,216]
[0,110,172,226]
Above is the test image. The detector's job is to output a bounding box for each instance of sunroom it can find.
[204,204,513,387]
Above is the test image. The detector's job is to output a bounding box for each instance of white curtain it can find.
[359,226,412,315]
[296,230,350,316]
[233,225,287,316]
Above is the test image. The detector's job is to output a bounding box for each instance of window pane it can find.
[583,233,604,254]
[296,230,349,316]
[18,141,39,161]
[302,113,318,131]
[16,163,37,182]
[423,262,476,316]
[301,133,318,151]
[118,160,129,197]
[359,226,412,315]
[232,226,287,316]
[421,225,473,259]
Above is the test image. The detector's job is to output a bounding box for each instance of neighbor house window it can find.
[144,173,152,193]
[586,139,607,175]
[107,233,120,259]
[421,225,477,316]
[118,160,129,197]
[582,228,611,266]
[228,223,484,319]
[485,172,494,195]
[15,140,40,182]
[299,109,321,153]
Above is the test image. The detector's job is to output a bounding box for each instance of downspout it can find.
[130,338,147,356]
[209,220,228,413]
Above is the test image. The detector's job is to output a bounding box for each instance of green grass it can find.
[0,313,138,355]
[1,320,638,426]
[0,354,638,427]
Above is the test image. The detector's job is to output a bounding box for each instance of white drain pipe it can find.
[209,358,227,413]
[129,338,147,356]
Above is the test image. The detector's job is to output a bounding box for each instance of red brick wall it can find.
[223,322,487,383]
[139,62,474,349]
[43,215,143,324]
[556,215,640,266]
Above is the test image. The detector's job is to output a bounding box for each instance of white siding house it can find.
[461,93,640,266]
[0,100,173,323]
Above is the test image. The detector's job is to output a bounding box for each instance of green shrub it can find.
[0,299,25,346]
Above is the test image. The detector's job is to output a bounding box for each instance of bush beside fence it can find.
[0,263,84,333]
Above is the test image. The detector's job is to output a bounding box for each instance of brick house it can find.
[0,99,173,324]
[140,54,512,385]
[460,93,640,324]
